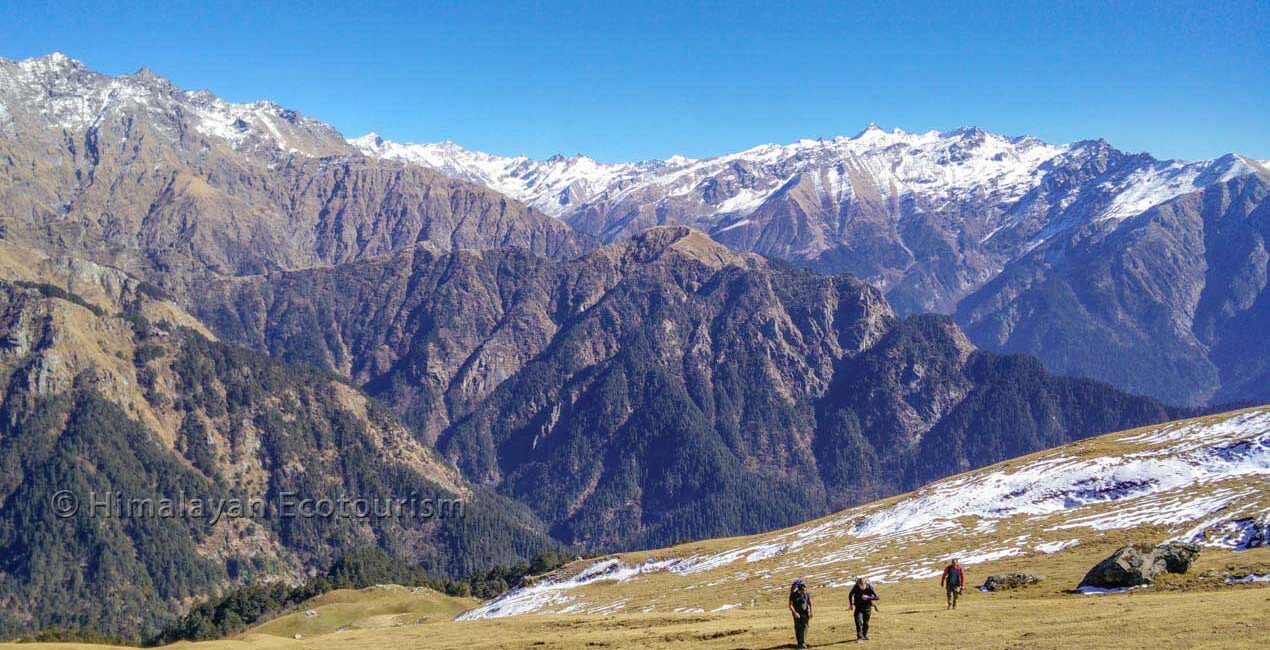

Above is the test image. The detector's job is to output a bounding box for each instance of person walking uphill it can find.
[941,559,964,609]
[788,579,813,648]
[847,577,879,641]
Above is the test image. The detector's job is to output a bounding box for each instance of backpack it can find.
[946,566,962,587]
[791,590,810,614]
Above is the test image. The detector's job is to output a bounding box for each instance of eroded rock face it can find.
[981,573,1044,591]
[1078,543,1201,589]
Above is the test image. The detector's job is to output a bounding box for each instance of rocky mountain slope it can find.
[0,244,555,639]
[958,173,1270,406]
[356,130,1270,406]
[463,406,1270,618]
[197,226,1182,551]
[0,54,592,298]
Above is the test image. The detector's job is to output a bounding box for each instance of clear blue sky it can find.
[2,0,1266,161]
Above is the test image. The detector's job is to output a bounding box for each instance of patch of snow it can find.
[714,218,752,233]
[1175,514,1268,550]
[1096,154,1261,222]
[1034,540,1080,554]
[456,558,679,620]
[1224,573,1270,584]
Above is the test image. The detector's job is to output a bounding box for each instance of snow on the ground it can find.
[1077,585,1147,595]
[460,409,1270,620]
[1034,540,1080,554]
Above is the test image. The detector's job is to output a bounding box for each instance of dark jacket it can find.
[848,584,878,610]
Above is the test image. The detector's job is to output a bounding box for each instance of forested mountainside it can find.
[198,227,1182,550]
[0,54,593,299]
[359,129,1270,407]
[0,247,555,639]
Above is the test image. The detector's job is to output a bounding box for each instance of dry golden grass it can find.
[249,585,475,638]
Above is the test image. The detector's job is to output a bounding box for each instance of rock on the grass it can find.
[981,572,1044,591]
[1078,542,1201,589]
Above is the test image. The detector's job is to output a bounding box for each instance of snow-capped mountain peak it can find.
[0,53,346,157]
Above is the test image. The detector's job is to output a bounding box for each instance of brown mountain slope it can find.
[957,173,1270,405]
[0,54,592,297]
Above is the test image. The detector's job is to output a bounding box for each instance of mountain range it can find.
[355,125,1269,407]
[2,53,1266,405]
[195,225,1186,550]
[0,53,1264,639]
[0,53,591,297]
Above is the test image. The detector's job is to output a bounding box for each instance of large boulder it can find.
[981,573,1044,591]
[1078,543,1201,589]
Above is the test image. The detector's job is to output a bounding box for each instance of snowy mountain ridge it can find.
[0,52,347,157]
[350,123,1268,331]
[349,124,1265,228]
[3,53,1267,406]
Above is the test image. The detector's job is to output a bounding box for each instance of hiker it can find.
[941,559,965,609]
[847,577,879,641]
[788,579,812,648]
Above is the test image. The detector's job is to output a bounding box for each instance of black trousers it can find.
[854,607,871,639]
[793,615,808,647]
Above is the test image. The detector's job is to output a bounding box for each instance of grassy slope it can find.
[249,586,476,638]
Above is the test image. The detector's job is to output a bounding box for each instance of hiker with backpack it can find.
[788,579,813,648]
[940,559,964,609]
[847,577,879,641]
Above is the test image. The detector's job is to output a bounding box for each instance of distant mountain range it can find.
[0,53,591,293]
[354,128,1269,407]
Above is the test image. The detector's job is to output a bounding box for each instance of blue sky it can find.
[2,0,1266,161]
